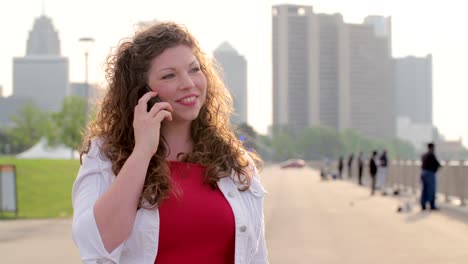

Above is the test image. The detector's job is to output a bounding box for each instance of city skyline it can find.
[0,0,467,146]
[272,6,395,141]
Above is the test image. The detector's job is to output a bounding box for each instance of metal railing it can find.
[307,160,468,206]
[387,160,467,206]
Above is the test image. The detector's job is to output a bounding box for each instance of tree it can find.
[48,96,86,158]
[235,122,257,150]
[0,128,11,154]
[297,126,345,160]
[6,101,50,153]
[387,138,416,160]
[270,131,297,161]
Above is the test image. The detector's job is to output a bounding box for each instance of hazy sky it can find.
[0,0,466,145]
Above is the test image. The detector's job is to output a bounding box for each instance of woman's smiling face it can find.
[147,44,207,123]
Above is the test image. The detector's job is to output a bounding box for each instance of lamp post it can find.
[78,37,95,127]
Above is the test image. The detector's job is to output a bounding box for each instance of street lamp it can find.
[78,37,95,126]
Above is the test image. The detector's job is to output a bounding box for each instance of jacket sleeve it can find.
[247,153,269,264]
[251,207,269,264]
[72,140,125,264]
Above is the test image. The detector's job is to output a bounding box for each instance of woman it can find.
[72,21,268,264]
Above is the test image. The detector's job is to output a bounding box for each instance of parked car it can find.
[280,159,306,169]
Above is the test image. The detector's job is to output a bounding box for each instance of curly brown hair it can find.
[80,21,262,208]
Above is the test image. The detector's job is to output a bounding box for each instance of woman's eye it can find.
[162,73,175,79]
[191,67,200,73]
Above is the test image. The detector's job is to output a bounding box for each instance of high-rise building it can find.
[395,55,432,124]
[347,17,395,139]
[26,15,61,56]
[12,14,69,113]
[272,5,395,139]
[213,42,248,125]
[316,13,350,130]
[394,55,433,150]
[272,4,319,132]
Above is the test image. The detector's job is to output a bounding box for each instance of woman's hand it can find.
[133,91,173,158]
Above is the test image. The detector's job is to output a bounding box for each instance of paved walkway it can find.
[0,218,80,263]
[262,165,468,264]
[1,165,468,263]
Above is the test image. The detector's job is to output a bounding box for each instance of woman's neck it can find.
[161,121,193,161]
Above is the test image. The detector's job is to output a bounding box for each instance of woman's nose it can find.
[179,73,195,89]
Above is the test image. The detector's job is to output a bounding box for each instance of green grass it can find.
[0,157,80,219]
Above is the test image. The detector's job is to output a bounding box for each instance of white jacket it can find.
[72,140,269,264]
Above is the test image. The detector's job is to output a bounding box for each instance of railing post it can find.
[460,160,466,206]
[444,160,450,203]
[406,160,412,194]
[403,160,407,193]
[412,160,418,195]
[397,159,405,192]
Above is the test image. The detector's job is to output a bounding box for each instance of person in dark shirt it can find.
[420,143,441,210]
[369,151,378,195]
[347,153,354,179]
[338,156,344,179]
[357,152,364,185]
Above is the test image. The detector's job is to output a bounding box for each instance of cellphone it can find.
[145,85,161,111]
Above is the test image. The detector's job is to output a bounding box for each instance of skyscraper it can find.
[272,4,395,139]
[213,42,248,125]
[395,55,432,124]
[347,16,395,139]
[316,13,350,131]
[12,14,69,113]
[26,15,61,56]
[394,55,433,150]
[272,4,319,132]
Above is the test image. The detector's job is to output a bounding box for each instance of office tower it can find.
[272,4,319,132]
[272,5,395,139]
[347,16,395,139]
[213,42,248,125]
[12,14,69,113]
[26,15,61,55]
[394,55,433,149]
[271,5,351,133]
[395,55,432,124]
[316,13,350,130]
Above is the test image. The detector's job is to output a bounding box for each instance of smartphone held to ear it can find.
[147,94,161,112]
[145,85,161,111]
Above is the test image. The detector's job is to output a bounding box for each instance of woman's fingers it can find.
[154,110,173,123]
[148,101,173,116]
[135,91,158,113]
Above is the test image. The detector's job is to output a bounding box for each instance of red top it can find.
[154,161,235,264]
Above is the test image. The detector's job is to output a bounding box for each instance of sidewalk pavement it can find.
[0,218,81,264]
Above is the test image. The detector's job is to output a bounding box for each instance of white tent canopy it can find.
[16,138,79,159]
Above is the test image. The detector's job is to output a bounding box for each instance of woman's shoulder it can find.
[82,137,111,166]
[238,150,267,196]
